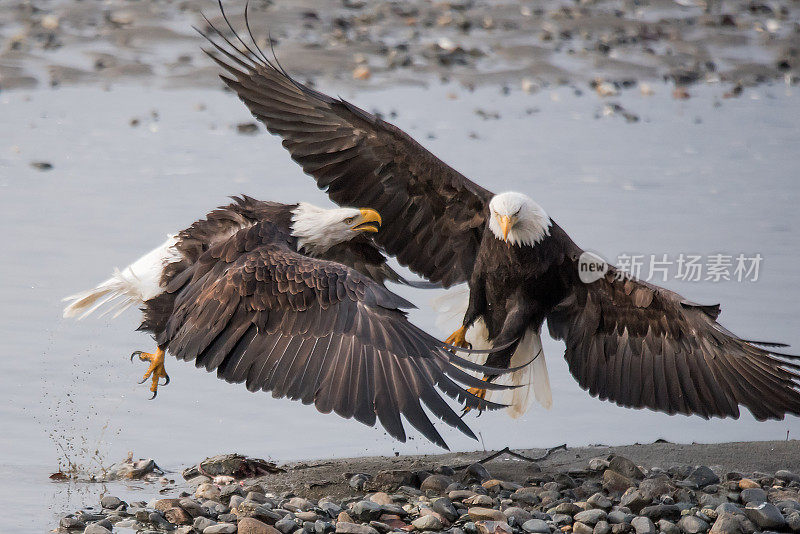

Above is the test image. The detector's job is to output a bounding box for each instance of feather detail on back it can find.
[432,286,552,416]
[63,235,182,319]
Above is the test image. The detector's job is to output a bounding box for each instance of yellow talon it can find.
[462,380,488,416]
[131,347,169,399]
[445,325,471,349]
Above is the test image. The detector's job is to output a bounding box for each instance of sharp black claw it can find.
[162,374,170,386]
[130,350,142,362]
[149,390,157,400]
[138,376,147,385]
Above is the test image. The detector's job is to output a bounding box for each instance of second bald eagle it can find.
[201,8,800,422]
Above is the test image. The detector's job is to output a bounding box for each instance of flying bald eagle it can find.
[201,8,800,422]
[63,197,517,448]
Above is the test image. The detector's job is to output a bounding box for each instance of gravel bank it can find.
[55,440,800,533]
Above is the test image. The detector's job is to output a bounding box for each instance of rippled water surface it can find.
[2,82,799,531]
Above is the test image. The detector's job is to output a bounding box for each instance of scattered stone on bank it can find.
[744,502,786,529]
[106,452,163,480]
[54,455,800,534]
[30,161,53,171]
[632,515,656,534]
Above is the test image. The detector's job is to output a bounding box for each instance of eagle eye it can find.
[344,216,356,224]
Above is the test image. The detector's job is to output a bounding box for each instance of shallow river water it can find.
[1,81,799,530]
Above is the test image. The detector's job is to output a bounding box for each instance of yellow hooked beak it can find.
[352,208,382,233]
[499,215,513,241]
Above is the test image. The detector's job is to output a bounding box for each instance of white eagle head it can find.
[488,192,551,247]
[291,202,382,254]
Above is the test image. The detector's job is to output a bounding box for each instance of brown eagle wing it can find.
[156,220,509,449]
[198,14,492,287]
[547,266,800,420]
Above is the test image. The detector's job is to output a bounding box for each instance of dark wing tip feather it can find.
[158,217,488,449]
[551,271,800,422]
[742,339,792,349]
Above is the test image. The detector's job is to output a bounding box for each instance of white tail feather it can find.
[432,285,552,416]
[63,235,181,320]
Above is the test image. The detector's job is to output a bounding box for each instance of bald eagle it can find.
[202,10,800,422]
[64,197,516,448]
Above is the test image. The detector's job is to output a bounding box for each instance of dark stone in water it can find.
[100,496,122,509]
[59,516,86,530]
[77,512,106,522]
[30,161,53,171]
[237,122,259,134]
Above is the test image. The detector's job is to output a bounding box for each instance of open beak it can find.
[352,208,382,233]
[499,215,512,241]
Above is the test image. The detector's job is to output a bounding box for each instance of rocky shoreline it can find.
[2,0,799,95]
[55,441,800,534]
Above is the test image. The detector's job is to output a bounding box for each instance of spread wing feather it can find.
[198,12,492,287]
[156,219,510,448]
[548,268,800,420]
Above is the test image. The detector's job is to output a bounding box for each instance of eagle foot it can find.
[461,381,488,417]
[445,325,472,350]
[131,348,169,399]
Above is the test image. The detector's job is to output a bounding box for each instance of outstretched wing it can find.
[197,8,492,287]
[154,220,511,449]
[547,267,800,420]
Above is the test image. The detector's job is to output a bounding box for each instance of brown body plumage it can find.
[65,195,521,449]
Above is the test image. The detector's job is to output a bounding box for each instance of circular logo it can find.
[578,251,609,284]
